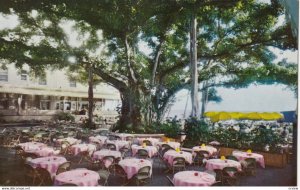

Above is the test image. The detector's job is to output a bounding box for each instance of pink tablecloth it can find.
[106,140,129,151]
[232,151,265,168]
[71,144,96,155]
[115,133,134,141]
[28,156,67,178]
[173,171,216,186]
[205,159,242,171]
[119,158,152,179]
[26,147,60,157]
[89,136,108,146]
[92,149,122,168]
[192,146,217,157]
[56,137,81,145]
[163,150,193,165]
[131,145,158,158]
[54,169,100,186]
[18,142,47,150]
[137,138,160,146]
[156,142,180,150]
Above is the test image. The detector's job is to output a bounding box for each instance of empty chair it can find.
[243,158,257,176]
[100,156,115,169]
[161,147,173,157]
[35,167,53,186]
[142,140,152,146]
[97,169,110,186]
[172,157,186,174]
[193,150,209,166]
[166,176,174,186]
[24,164,39,185]
[119,147,130,158]
[226,155,238,161]
[108,135,117,141]
[222,167,240,186]
[14,146,24,158]
[134,166,151,186]
[75,150,91,164]
[108,164,128,185]
[56,161,71,175]
[106,143,117,151]
[137,149,149,159]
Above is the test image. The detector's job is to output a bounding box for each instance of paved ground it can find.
[0,146,297,186]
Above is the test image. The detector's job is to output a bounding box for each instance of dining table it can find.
[232,151,265,168]
[163,150,193,165]
[136,137,160,146]
[131,145,158,158]
[173,171,216,186]
[70,144,97,156]
[156,142,181,150]
[89,135,108,146]
[118,158,152,179]
[106,140,130,151]
[25,146,60,157]
[54,168,100,186]
[92,149,122,168]
[205,159,242,172]
[18,142,47,151]
[192,146,217,157]
[27,156,67,179]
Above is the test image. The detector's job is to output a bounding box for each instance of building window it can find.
[40,101,50,110]
[38,78,47,85]
[0,70,8,81]
[70,81,76,87]
[21,73,27,80]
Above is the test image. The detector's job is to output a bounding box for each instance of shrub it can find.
[53,112,75,122]
[183,117,211,147]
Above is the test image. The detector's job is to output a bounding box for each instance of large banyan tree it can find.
[0,0,297,131]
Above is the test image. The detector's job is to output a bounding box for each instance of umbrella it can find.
[210,112,232,122]
[260,112,284,120]
[243,112,263,120]
[204,111,219,117]
[229,112,245,120]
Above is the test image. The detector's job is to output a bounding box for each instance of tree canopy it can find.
[0,0,297,131]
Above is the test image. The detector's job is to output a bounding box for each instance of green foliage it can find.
[53,112,75,122]
[154,120,181,139]
[183,117,211,147]
[250,127,285,152]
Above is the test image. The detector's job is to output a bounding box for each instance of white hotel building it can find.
[0,64,120,121]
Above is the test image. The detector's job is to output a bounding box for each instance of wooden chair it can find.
[222,167,239,186]
[142,140,152,146]
[193,150,209,166]
[106,143,117,151]
[77,150,91,164]
[172,157,186,174]
[100,156,115,169]
[56,161,71,175]
[137,149,149,159]
[14,146,24,158]
[166,176,174,186]
[226,155,238,161]
[243,158,257,176]
[35,167,53,186]
[97,169,110,186]
[134,166,151,186]
[108,164,128,185]
[24,164,39,185]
